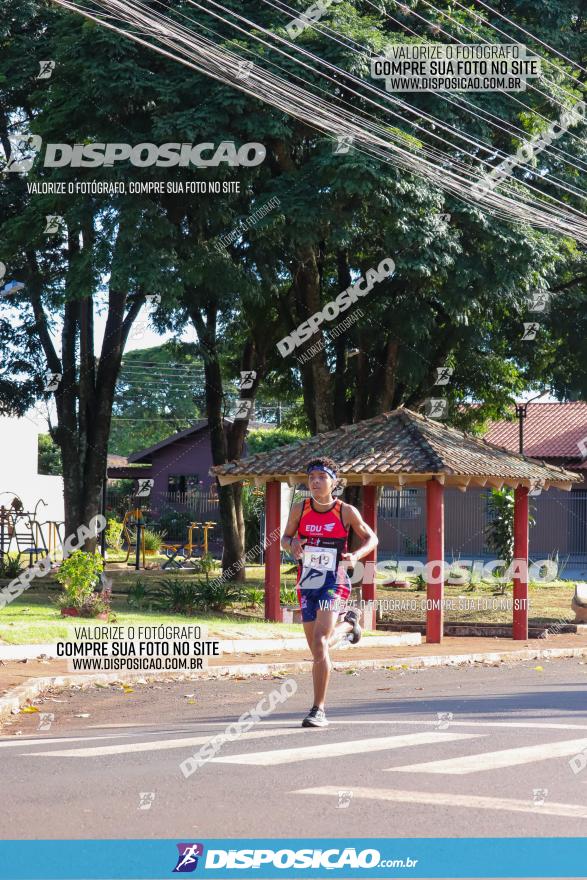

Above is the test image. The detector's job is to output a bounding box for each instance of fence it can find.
[377,487,587,562]
[106,483,587,563]
[106,485,222,547]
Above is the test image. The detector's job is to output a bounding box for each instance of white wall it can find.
[0,415,64,524]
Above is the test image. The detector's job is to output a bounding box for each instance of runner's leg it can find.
[311,608,339,709]
[328,617,353,646]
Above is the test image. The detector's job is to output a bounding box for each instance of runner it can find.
[281,457,378,728]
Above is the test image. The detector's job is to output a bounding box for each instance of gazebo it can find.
[211,408,581,643]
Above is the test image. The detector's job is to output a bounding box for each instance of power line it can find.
[50,0,587,241]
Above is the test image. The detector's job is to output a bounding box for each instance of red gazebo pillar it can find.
[426,478,445,644]
[361,484,378,631]
[264,480,281,622]
[513,484,529,640]
[361,485,377,602]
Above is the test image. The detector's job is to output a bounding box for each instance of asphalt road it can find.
[2,658,587,841]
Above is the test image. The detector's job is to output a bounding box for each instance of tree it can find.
[38,433,62,475]
[0,1,185,542]
[109,342,204,457]
[2,0,586,566]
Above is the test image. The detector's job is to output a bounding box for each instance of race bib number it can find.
[303,546,337,572]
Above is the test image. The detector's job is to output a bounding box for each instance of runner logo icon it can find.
[173,843,204,872]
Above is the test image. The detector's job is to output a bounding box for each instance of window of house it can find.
[168,474,200,494]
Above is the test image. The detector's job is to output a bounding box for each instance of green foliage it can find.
[242,484,264,557]
[156,509,194,541]
[37,435,62,476]
[244,586,264,608]
[194,552,215,579]
[105,518,123,552]
[485,489,516,569]
[280,584,298,607]
[0,554,24,578]
[55,551,104,609]
[2,0,587,549]
[413,573,427,592]
[141,527,166,553]
[196,578,244,612]
[69,589,112,618]
[150,570,243,614]
[151,578,201,616]
[404,534,427,555]
[105,481,135,520]
[246,428,309,454]
[126,577,151,610]
[110,342,204,457]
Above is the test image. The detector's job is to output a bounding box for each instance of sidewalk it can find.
[2,632,586,720]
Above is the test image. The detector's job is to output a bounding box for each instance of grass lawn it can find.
[0,595,304,644]
[0,558,577,643]
[377,579,577,625]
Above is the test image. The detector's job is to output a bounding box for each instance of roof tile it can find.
[211,408,581,486]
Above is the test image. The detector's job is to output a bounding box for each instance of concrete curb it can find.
[0,632,421,661]
[2,644,587,722]
[217,633,421,653]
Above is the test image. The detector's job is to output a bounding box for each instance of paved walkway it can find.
[2,632,585,697]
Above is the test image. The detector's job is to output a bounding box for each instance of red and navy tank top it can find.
[296,498,350,586]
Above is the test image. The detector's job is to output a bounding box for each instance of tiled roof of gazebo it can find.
[211,408,582,490]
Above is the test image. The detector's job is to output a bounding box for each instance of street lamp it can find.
[514,391,550,454]
[515,402,528,455]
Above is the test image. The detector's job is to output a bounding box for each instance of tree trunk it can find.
[293,246,335,433]
[188,300,246,580]
[24,221,143,553]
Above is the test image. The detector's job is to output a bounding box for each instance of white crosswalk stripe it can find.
[210,732,483,766]
[24,727,301,758]
[386,736,587,775]
[0,732,157,750]
[295,786,587,818]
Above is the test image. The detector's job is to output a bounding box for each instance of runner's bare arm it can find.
[341,504,378,565]
[281,501,306,560]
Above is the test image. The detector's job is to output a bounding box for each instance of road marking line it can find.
[386,736,587,775]
[0,732,158,749]
[257,719,587,731]
[295,786,587,818]
[24,727,301,757]
[211,732,483,766]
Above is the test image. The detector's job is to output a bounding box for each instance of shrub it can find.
[280,584,298,606]
[56,551,104,609]
[75,588,112,618]
[196,578,244,612]
[246,428,309,454]
[245,586,264,608]
[151,577,201,615]
[127,577,151,609]
[242,484,264,558]
[105,518,123,552]
[485,488,515,571]
[194,552,215,577]
[141,528,166,553]
[0,553,24,579]
[413,573,427,591]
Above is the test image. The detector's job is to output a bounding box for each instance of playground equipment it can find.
[119,508,147,570]
[161,520,217,570]
[0,498,62,567]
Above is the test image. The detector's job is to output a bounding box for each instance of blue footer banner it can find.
[0,838,586,879]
